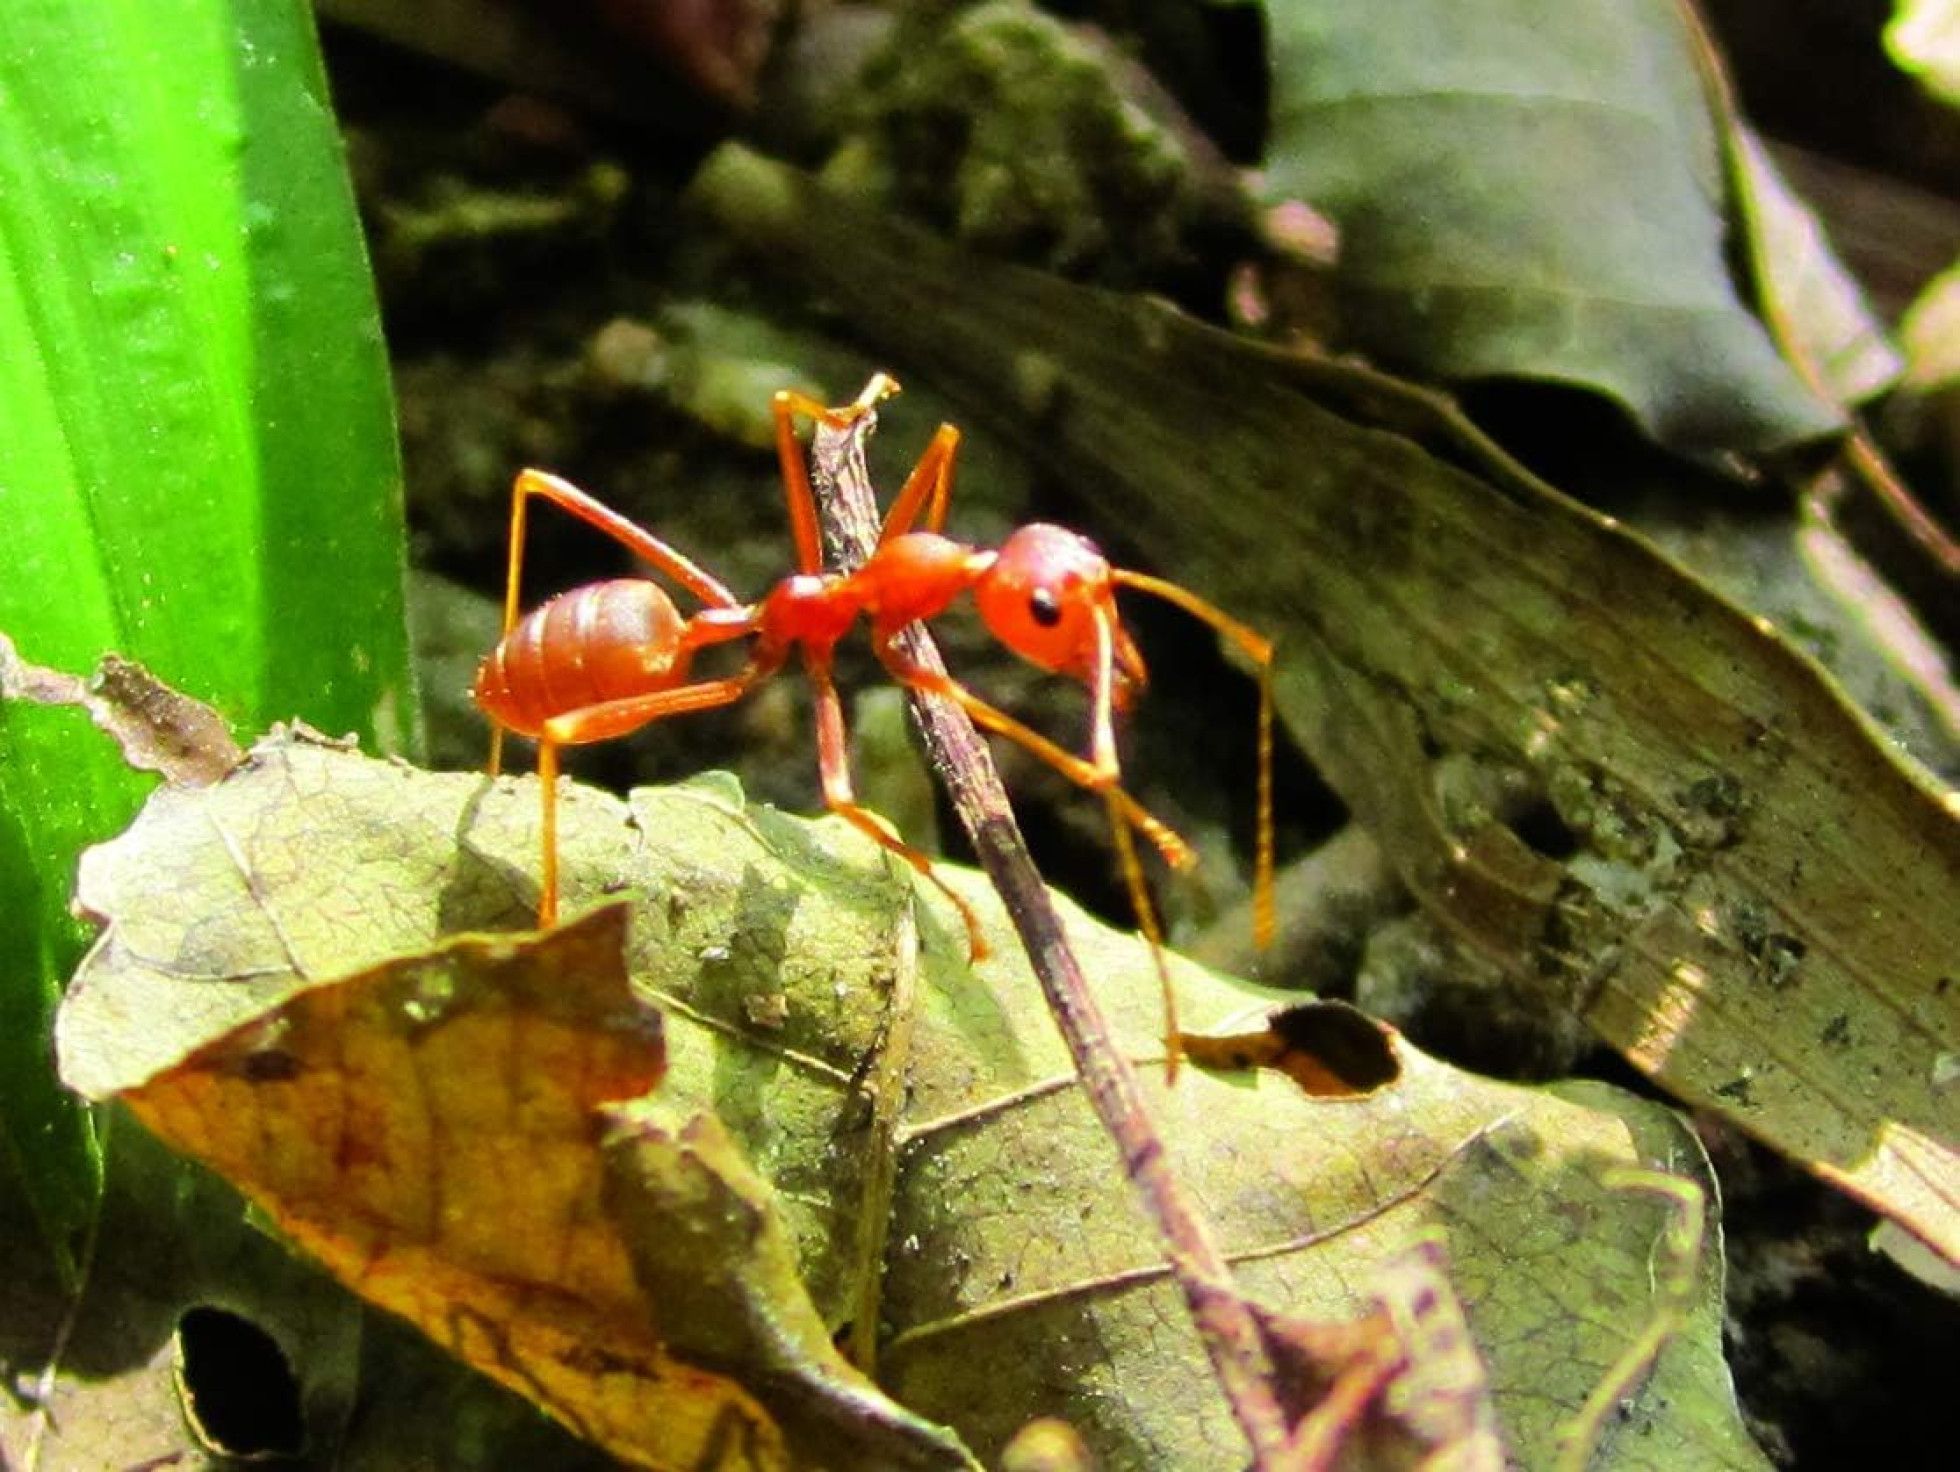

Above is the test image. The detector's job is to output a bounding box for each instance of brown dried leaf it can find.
[0,634,241,786]
[116,909,714,1464]
[109,904,968,1470]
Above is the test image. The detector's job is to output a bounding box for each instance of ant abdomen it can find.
[473,578,688,739]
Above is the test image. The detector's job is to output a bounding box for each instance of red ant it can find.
[474,375,1274,983]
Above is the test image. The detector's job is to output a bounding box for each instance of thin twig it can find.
[809,394,1291,1466]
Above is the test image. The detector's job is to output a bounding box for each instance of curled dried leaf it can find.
[0,635,240,786]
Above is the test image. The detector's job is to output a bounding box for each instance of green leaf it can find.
[1886,0,1960,106]
[1730,127,1902,406]
[1260,0,1841,452]
[1900,256,1960,390]
[56,732,1762,1468]
[0,0,414,1278]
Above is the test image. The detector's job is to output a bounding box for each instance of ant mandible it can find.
[473,374,1275,968]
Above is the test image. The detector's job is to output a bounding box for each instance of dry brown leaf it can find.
[115,908,744,1467]
[110,903,970,1471]
[0,632,241,786]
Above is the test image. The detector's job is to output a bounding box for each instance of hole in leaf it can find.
[1182,1000,1399,1096]
[174,1305,304,1459]
[1505,794,1580,861]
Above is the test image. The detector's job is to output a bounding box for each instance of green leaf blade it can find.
[1263,0,1842,452]
[0,0,414,1274]
[230,7,414,743]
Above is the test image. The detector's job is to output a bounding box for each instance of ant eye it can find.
[1028,588,1063,628]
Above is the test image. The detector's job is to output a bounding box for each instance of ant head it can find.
[975,524,1147,707]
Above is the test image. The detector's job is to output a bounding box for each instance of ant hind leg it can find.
[486,468,743,776]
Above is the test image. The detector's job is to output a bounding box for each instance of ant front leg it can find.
[875,634,1191,1072]
[872,641,1196,873]
[803,652,990,962]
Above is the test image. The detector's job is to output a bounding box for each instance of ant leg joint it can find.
[775,374,903,432]
[774,388,865,431]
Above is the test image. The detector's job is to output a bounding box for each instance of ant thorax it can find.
[856,532,996,641]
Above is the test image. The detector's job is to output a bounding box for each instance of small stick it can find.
[809,390,1291,1466]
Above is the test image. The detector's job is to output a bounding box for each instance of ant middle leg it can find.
[771,375,901,576]
[804,655,990,961]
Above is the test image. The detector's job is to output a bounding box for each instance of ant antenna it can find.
[1112,569,1276,951]
[1105,787,1184,1078]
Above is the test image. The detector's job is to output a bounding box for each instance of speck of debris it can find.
[1676,772,1747,848]
[235,1049,302,1084]
[743,992,789,1029]
[1715,1072,1757,1106]
[1732,901,1807,990]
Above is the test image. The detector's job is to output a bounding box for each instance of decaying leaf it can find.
[1249,1237,1506,1469]
[688,145,1960,1269]
[96,899,968,1471]
[0,631,242,787]
[57,730,1766,1468]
